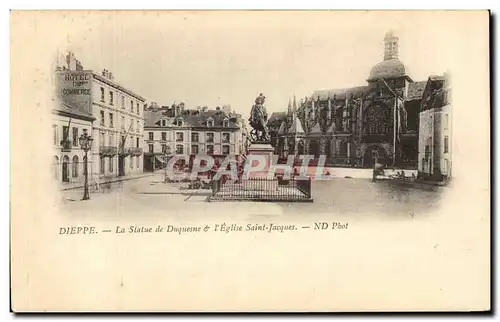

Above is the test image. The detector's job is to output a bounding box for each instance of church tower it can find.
[384,30,399,61]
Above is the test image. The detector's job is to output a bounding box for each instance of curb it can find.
[60,173,153,191]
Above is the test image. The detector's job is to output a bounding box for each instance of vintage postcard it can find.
[10,10,490,312]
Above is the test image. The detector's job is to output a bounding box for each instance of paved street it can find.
[58,171,445,226]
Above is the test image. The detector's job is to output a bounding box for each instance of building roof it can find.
[368,59,406,81]
[144,108,240,129]
[326,121,336,133]
[277,121,286,135]
[309,121,322,134]
[268,111,287,122]
[267,111,287,130]
[422,75,448,111]
[288,115,305,134]
[92,73,146,102]
[407,81,428,100]
[429,75,445,82]
[184,109,239,129]
[311,86,368,101]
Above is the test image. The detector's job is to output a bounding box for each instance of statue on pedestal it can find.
[248,93,270,143]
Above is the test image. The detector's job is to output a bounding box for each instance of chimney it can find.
[75,60,83,71]
[222,104,232,115]
[66,52,77,70]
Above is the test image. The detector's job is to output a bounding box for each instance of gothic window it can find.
[336,107,343,130]
[364,104,390,134]
[296,140,304,155]
[339,141,348,156]
[288,140,295,154]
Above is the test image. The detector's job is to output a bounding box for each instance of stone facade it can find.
[418,74,452,181]
[55,52,146,182]
[143,103,247,171]
[52,104,95,185]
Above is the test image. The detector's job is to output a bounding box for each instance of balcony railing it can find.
[119,147,131,156]
[99,146,118,156]
[131,148,143,156]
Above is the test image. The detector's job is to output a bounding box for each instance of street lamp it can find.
[79,129,94,200]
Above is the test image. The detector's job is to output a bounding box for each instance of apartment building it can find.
[55,52,146,183]
[143,103,245,171]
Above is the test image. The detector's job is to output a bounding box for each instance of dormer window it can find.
[161,119,166,127]
[175,118,183,126]
[223,118,229,128]
[207,117,214,128]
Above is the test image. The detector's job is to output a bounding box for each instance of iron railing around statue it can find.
[211,176,312,201]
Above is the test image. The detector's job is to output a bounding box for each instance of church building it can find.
[268,31,430,168]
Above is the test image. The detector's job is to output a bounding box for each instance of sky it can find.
[54,11,460,120]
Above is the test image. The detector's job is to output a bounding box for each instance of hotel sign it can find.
[57,70,93,114]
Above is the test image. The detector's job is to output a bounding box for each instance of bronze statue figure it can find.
[248,93,270,142]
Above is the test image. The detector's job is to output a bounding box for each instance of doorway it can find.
[363,145,386,168]
[62,155,69,182]
[118,156,125,176]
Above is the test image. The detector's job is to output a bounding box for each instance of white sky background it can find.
[56,11,453,120]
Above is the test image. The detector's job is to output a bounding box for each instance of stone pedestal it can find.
[246,143,275,179]
[248,143,278,191]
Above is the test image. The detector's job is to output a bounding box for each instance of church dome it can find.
[368,59,406,81]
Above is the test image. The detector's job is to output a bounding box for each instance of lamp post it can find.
[79,129,94,200]
[164,145,172,183]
